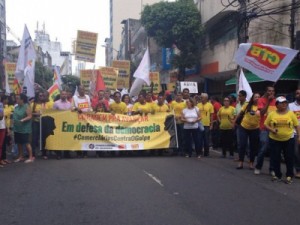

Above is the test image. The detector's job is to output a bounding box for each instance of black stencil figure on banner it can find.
[41,116,56,150]
[164,114,177,149]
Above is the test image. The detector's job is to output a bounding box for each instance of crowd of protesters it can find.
[1,85,300,184]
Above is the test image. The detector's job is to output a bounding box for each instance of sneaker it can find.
[24,158,34,163]
[254,169,261,175]
[285,176,293,184]
[270,170,275,177]
[271,176,281,182]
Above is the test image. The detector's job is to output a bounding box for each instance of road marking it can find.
[143,170,164,187]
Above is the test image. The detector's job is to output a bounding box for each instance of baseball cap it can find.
[276,96,287,103]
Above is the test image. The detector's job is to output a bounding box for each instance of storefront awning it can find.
[225,63,300,85]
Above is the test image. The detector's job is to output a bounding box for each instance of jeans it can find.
[255,130,273,171]
[238,126,259,162]
[0,129,6,160]
[200,126,210,156]
[294,135,300,172]
[236,125,241,154]
[269,138,294,178]
[31,121,40,156]
[184,128,201,156]
[211,121,220,148]
[220,129,234,156]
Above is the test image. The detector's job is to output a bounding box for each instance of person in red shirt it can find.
[254,86,276,175]
[92,90,109,112]
[210,96,222,149]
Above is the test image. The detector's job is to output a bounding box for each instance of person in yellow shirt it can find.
[31,91,46,159]
[197,93,214,156]
[44,91,54,109]
[1,95,14,165]
[109,91,128,115]
[217,97,235,158]
[264,96,300,184]
[151,94,170,155]
[132,93,153,115]
[235,93,260,169]
[170,92,186,156]
[153,94,170,113]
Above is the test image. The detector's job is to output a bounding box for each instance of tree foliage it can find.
[34,61,53,89]
[61,75,80,94]
[141,0,202,80]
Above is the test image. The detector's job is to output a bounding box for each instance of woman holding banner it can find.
[13,94,34,163]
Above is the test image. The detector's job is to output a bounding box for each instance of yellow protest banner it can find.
[142,72,161,94]
[75,30,98,63]
[4,63,16,93]
[112,60,131,89]
[42,110,177,151]
[99,67,118,90]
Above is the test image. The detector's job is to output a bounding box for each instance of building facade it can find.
[34,24,72,75]
[108,0,164,66]
[193,0,300,96]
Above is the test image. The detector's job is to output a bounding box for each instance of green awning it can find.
[225,63,300,85]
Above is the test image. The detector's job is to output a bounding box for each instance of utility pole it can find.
[290,0,296,49]
[238,0,249,44]
[236,0,249,93]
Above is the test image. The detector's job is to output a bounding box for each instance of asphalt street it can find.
[1,150,300,225]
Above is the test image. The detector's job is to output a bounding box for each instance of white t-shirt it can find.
[182,107,199,129]
[73,95,92,112]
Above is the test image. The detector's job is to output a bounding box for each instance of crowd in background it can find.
[1,85,300,184]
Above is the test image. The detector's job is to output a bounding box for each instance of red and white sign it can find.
[234,43,298,82]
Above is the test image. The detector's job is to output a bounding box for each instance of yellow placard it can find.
[99,67,118,90]
[112,60,131,89]
[4,63,17,93]
[167,70,178,91]
[42,110,177,151]
[75,30,98,63]
[80,70,93,94]
[142,72,161,94]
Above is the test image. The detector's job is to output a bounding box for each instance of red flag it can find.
[96,71,106,92]
[12,78,21,94]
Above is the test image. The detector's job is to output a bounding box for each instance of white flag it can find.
[15,25,36,97]
[234,43,298,82]
[129,78,146,97]
[60,57,69,75]
[53,66,63,89]
[239,69,253,101]
[133,48,151,85]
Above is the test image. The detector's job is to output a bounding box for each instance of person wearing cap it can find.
[288,89,300,179]
[264,96,300,184]
[254,86,276,175]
